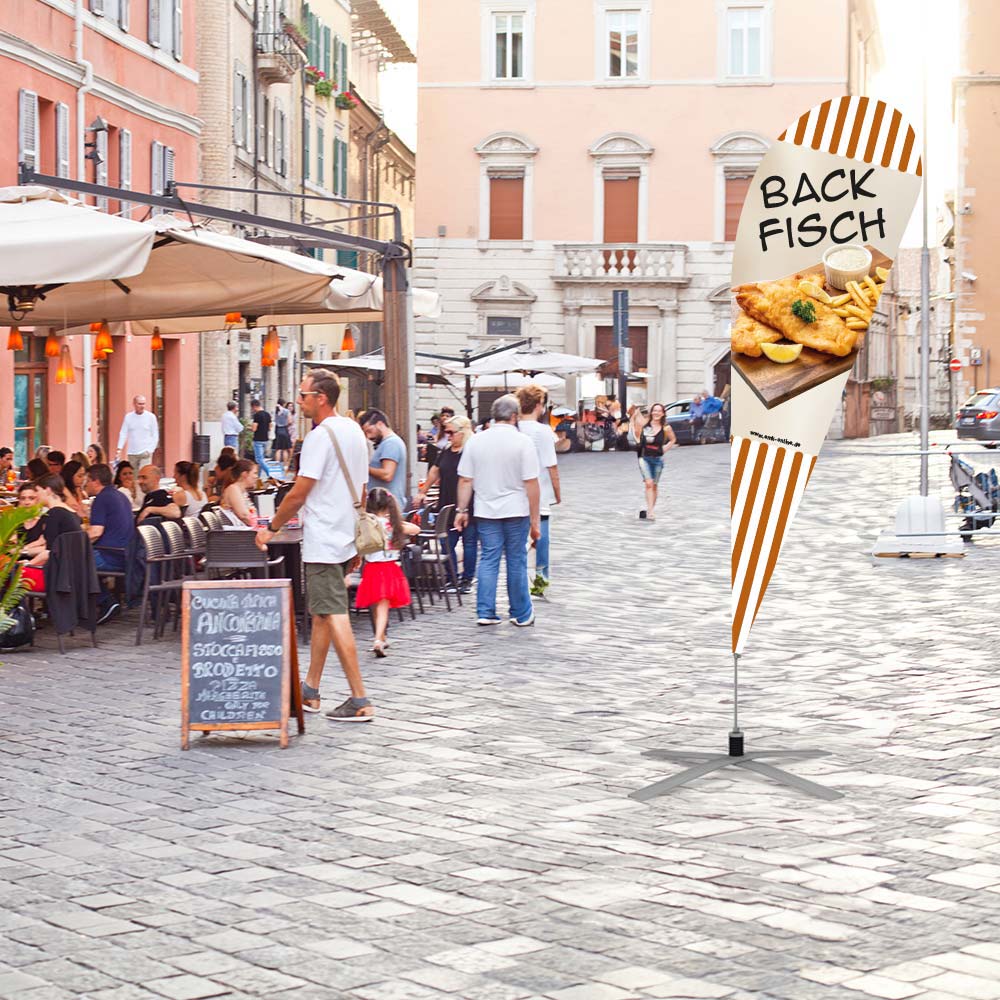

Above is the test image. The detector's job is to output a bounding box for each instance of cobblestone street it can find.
[3,438,1000,1000]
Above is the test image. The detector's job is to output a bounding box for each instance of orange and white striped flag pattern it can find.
[779,96,922,176]
[731,436,816,654]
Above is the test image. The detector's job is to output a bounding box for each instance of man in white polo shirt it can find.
[117,395,159,470]
[455,394,540,627]
[255,368,373,722]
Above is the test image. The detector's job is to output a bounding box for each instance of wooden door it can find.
[595,325,648,376]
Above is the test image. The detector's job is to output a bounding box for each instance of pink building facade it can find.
[0,0,200,470]
[414,0,851,415]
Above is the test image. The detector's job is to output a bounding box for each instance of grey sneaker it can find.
[326,697,374,722]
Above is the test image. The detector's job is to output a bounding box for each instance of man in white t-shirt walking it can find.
[117,395,159,470]
[255,369,373,722]
[515,384,561,597]
[455,394,540,627]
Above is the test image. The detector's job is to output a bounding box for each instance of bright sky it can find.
[872,0,959,246]
[375,0,418,150]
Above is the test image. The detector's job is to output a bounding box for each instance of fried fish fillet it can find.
[731,310,782,357]
[735,271,860,357]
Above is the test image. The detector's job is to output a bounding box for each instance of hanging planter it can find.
[282,21,309,52]
[314,79,334,99]
[305,65,325,85]
[335,91,359,111]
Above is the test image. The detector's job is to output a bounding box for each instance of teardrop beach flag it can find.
[730,98,922,655]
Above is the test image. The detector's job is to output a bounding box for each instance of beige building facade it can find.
[953,0,1000,399]
[414,0,851,418]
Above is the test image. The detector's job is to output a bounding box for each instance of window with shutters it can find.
[95,130,109,211]
[339,38,348,91]
[274,104,286,176]
[323,26,331,80]
[488,174,524,240]
[151,140,165,195]
[338,137,347,197]
[333,34,340,92]
[724,173,751,241]
[258,94,270,163]
[233,68,251,148]
[303,112,310,180]
[56,103,70,178]
[120,128,132,216]
[316,124,325,186]
[148,0,161,46]
[18,90,38,172]
[172,0,182,60]
[332,136,339,195]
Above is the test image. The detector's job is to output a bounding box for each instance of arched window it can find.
[475,132,538,242]
[710,131,769,242]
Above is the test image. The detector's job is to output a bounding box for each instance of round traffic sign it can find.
[950,357,962,373]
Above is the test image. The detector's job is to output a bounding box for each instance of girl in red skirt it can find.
[355,487,420,656]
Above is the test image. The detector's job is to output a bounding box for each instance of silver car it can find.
[955,388,1000,444]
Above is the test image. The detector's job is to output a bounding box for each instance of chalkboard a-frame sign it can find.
[181,579,304,749]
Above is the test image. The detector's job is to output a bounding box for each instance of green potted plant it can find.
[314,79,334,98]
[335,90,358,111]
[0,504,41,642]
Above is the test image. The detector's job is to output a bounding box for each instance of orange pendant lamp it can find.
[261,326,279,367]
[94,320,114,355]
[55,343,76,384]
[6,326,23,351]
[225,311,242,330]
[44,328,60,358]
[340,326,355,352]
[150,326,164,351]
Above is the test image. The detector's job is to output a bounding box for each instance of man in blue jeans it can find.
[251,399,271,470]
[85,463,136,624]
[455,395,541,627]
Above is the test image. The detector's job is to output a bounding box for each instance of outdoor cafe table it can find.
[266,526,304,623]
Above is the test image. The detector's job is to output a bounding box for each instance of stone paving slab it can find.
[2,435,1000,998]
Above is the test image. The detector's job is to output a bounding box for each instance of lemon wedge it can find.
[761,342,803,364]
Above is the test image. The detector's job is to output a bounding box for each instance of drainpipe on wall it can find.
[75,0,94,448]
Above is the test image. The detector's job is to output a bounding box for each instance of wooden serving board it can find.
[732,247,892,410]
[733,346,859,409]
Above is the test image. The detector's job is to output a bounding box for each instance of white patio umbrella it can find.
[0,186,155,309]
[442,346,604,377]
[471,371,564,390]
[306,353,454,387]
[0,191,440,328]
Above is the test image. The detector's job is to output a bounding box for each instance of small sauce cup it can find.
[823,244,873,291]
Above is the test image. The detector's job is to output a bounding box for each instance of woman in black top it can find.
[20,475,82,592]
[629,403,677,521]
[414,415,477,592]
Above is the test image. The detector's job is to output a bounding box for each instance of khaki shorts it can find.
[305,560,354,616]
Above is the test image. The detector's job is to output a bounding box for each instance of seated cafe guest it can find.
[207,453,237,501]
[20,475,82,593]
[17,483,45,548]
[85,463,135,623]
[26,458,49,484]
[46,450,66,476]
[86,443,105,466]
[114,461,143,511]
[60,460,88,516]
[221,459,259,527]
[172,461,206,517]
[0,446,13,483]
[136,465,182,524]
[70,451,90,469]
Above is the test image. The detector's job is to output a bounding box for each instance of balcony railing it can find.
[254,30,304,83]
[553,243,688,282]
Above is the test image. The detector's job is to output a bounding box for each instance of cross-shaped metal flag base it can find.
[630,741,843,802]
[630,654,843,802]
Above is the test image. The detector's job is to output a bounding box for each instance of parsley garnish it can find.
[791,299,817,324]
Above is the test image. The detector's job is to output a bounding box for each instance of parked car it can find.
[955,389,1000,446]
[663,399,727,446]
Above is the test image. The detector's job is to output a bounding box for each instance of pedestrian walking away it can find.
[359,408,408,512]
[515,384,561,598]
[117,395,158,471]
[455,394,541,627]
[250,399,271,469]
[629,403,677,521]
[256,368,374,722]
[221,401,243,450]
[354,487,420,657]
[273,400,293,467]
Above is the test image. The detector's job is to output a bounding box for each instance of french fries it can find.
[846,318,868,330]
[845,304,872,322]
[846,281,870,310]
[829,293,852,307]
[863,275,881,300]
